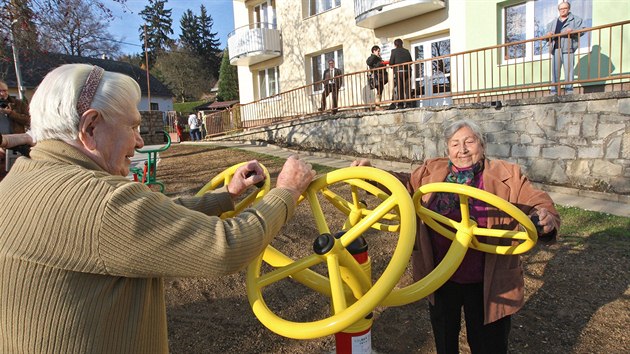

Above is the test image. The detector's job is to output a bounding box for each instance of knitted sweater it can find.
[0,140,296,353]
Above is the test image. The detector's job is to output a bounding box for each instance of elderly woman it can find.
[0,63,315,353]
[353,119,560,354]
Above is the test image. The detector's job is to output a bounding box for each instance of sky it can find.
[102,0,235,55]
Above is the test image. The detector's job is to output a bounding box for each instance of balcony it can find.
[354,0,446,29]
[228,23,282,66]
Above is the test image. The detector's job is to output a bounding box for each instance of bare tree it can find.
[1,0,126,58]
[36,0,120,57]
[154,47,212,103]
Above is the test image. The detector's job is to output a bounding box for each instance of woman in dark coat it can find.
[366,45,388,110]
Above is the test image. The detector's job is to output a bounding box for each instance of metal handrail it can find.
[228,22,278,38]
[208,20,629,134]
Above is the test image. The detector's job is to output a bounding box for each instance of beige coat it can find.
[396,157,560,324]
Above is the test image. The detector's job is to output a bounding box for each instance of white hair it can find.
[30,63,141,141]
[443,119,487,149]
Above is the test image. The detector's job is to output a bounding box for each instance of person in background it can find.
[0,132,36,179]
[0,80,31,178]
[188,112,202,141]
[174,114,184,142]
[0,63,316,353]
[319,59,343,114]
[0,80,30,136]
[0,132,34,150]
[546,1,584,95]
[352,119,560,354]
[388,38,413,109]
[366,45,389,111]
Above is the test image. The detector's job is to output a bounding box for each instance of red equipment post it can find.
[334,234,373,354]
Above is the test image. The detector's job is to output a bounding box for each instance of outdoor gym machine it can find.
[131,131,171,192]
[202,164,538,353]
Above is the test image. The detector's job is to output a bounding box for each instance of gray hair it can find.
[443,119,487,149]
[30,63,141,141]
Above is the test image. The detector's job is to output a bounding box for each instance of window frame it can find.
[311,49,344,93]
[258,66,280,100]
[501,0,592,64]
[308,0,341,17]
[253,0,276,29]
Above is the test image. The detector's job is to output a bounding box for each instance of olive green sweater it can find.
[0,140,296,353]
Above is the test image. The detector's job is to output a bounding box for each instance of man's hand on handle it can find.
[276,155,316,203]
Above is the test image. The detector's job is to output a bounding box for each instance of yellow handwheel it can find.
[196,162,270,218]
[246,167,416,339]
[321,177,401,232]
[382,182,538,307]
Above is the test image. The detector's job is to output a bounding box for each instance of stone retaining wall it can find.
[213,92,630,195]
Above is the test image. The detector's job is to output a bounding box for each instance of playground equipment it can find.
[131,131,171,192]
[206,164,538,353]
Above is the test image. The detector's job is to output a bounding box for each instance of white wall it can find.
[138,96,173,112]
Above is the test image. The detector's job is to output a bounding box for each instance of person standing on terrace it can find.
[388,38,413,109]
[546,1,584,95]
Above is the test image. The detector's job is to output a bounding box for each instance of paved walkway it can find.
[136,141,630,218]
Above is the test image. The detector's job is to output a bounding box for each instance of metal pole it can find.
[143,25,151,111]
[9,20,25,101]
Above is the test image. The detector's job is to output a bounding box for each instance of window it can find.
[411,37,451,99]
[309,0,340,16]
[503,0,592,60]
[150,102,159,111]
[311,49,344,92]
[253,0,276,29]
[259,66,280,99]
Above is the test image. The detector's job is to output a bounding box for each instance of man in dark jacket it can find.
[389,38,413,109]
[319,59,343,114]
[0,80,30,135]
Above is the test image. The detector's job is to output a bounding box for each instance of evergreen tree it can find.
[139,0,174,68]
[216,48,239,102]
[179,10,200,52]
[179,5,221,79]
[197,5,222,78]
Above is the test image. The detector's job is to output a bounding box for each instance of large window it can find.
[504,0,592,60]
[253,0,276,29]
[311,49,344,92]
[411,37,451,105]
[258,66,280,99]
[309,0,341,16]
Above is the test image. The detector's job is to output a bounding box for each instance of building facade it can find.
[229,0,629,113]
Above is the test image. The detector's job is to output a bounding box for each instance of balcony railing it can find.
[228,22,281,66]
[204,20,629,135]
[354,0,446,29]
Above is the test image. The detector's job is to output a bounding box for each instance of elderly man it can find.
[0,64,316,353]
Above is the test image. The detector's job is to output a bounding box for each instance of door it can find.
[411,36,452,107]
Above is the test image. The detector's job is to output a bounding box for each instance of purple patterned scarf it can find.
[433,160,485,215]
